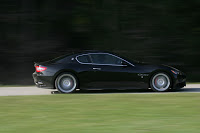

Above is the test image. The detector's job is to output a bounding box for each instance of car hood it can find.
[161,64,180,72]
[136,62,180,72]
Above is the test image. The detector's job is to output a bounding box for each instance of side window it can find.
[90,54,122,65]
[77,55,91,63]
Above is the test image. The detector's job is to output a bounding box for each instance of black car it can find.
[32,51,186,93]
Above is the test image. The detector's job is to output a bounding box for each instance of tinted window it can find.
[90,54,122,65]
[77,55,91,63]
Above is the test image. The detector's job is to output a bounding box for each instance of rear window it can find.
[77,55,91,63]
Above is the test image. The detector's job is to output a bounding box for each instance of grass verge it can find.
[0,93,200,133]
[187,82,200,84]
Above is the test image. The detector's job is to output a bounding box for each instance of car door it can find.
[75,54,96,87]
[87,53,145,89]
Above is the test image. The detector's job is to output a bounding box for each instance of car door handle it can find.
[93,68,101,70]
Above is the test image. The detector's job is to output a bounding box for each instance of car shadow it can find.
[51,88,200,94]
[51,89,152,94]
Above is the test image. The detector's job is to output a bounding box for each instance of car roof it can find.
[54,50,110,59]
[76,50,111,55]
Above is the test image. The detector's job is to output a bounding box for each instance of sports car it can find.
[32,51,186,93]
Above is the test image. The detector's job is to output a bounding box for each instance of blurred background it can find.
[0,0,200,85]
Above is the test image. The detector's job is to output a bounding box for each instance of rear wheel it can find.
[150,72,171,92]
[55,73,78,93]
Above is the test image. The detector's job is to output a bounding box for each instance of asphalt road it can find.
[0,84,200,96]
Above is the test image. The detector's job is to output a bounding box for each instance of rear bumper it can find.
[32,72,55,89]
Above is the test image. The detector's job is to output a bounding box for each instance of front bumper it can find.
[173,72,186,89]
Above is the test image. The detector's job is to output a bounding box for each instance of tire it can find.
[55,73,78,93]
[150,72,171,92]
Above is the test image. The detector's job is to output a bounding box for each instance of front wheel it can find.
[55,73,78,93]
[150,72,171,92]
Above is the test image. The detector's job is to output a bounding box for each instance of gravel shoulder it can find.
[0,84,200,96]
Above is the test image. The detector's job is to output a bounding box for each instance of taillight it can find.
[35,66,47,72]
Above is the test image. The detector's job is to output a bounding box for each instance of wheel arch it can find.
[52,69,80,89]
